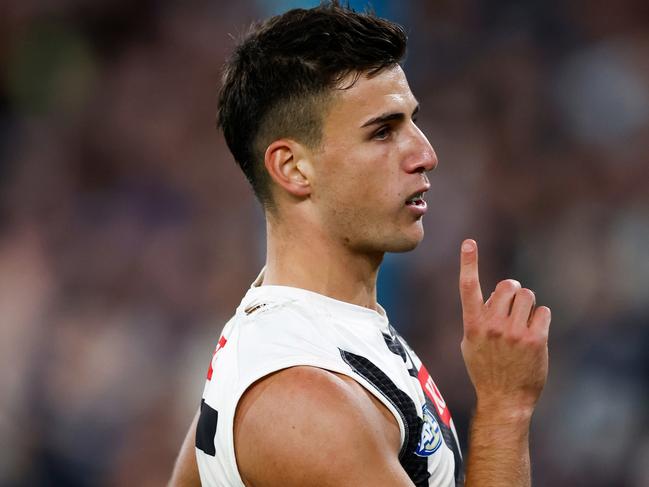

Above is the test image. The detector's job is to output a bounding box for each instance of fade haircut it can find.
[217,0,407,209]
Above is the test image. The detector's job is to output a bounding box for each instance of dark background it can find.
[0,1,647,485]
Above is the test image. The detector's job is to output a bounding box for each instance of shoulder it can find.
[237,294,321,338]
[228,298,336,369]
[234,366,409,487]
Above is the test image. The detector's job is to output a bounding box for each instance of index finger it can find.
[459,239,484,321]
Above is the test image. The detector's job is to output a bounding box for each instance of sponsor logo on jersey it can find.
[415,403,443,457]
[417,365,452,427]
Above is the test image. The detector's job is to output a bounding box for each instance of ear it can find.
[264,139,313,198]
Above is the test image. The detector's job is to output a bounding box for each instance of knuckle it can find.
[463,326,478,341]
[524,332,547,348]
[517,288,535,300]
[505,330,523,344]
[486,323,503,338]
[539,306,552,320]
[460,277,475,291]
[496,279,521,294]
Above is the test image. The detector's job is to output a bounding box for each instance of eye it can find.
[373,125,392,141]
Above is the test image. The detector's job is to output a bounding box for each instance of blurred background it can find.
[0,0,647,485]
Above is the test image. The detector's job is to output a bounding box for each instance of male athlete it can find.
[169,2,551,486]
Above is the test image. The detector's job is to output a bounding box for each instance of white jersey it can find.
[196,273,464,486]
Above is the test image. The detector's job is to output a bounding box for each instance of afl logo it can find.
[415,404,443,457]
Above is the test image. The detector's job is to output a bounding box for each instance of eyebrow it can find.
[360,104,420,128]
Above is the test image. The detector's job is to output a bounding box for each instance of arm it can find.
[168,409,201,487]
[235,366,414,487]
[459,239,551,486]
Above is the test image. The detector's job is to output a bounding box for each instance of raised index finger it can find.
[459,239,484,321]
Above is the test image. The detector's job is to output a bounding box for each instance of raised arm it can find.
[235,366,414,487]
[459,239,551,486]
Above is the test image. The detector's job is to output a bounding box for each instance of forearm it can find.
[464,405,532,487]
[458,241,550,487]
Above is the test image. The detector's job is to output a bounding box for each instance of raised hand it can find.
[459,239,551,415]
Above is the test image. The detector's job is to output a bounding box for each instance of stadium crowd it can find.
[0,1,647,485]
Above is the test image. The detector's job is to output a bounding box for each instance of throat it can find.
[265,220,382,309]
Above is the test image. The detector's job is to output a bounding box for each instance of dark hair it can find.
[217,1,407,208]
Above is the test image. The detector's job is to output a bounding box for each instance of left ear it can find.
[264,139,313,198]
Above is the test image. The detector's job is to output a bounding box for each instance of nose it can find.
[404,123,438,174]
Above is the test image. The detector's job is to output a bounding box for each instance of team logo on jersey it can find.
[415,404,443,457]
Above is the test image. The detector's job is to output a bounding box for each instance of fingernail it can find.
[462,240,474,252]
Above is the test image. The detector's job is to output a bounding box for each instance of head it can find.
[218,1,437,253]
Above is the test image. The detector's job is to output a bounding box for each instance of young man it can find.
[169,2,551,486]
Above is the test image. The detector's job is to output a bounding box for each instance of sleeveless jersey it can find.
[196,273,464,486]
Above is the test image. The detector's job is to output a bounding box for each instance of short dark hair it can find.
[217,1,407,208]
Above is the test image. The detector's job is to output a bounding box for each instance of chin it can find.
[349,221,424,254]
[385,239,421,253]
[381,228,424,253]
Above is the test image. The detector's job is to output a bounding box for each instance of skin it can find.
[169,65,551,486]
[168,410,201,487]
[261,65,435,308]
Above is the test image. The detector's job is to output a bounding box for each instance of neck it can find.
[262,218,383,310]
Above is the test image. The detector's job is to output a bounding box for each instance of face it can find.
[309,65,437,254]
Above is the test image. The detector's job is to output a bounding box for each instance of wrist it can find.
[473,399,535,426]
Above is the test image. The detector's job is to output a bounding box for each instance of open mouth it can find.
[405,192,425,206]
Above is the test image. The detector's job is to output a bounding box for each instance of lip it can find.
[405,184,430,202]
[406,199,427,216]
[405,185,430,216]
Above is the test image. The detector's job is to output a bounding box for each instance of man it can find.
[169,2,551,486]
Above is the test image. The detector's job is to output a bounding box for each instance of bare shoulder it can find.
[234,366,412,487]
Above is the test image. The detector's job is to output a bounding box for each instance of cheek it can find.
[317,144,399,211]
[340,172,386,211]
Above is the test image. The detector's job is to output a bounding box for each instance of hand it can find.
[459,239,551,416]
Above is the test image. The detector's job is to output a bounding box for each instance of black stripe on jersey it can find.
[385,328,465,486]
[196,399,218,456]
[339,349,430,487]
[383,331,407,362]
[383,327,418,379]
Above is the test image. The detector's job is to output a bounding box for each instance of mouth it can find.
[405,191,426,207]
[405,189,428,216]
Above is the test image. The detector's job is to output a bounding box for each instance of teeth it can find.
[407,192,423,203]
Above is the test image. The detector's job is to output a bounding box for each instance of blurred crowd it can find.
[0,1,647,486]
